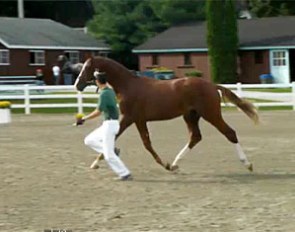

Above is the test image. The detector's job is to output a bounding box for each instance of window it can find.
[29,50,45,65]
[184,53,192,65]
[152,54,158,66]
[92,51,108,57]
[254,51,263,64]
[92,51,100,57]
[0,50,9,65]
[65,51,80,63]
[272,51,286,66]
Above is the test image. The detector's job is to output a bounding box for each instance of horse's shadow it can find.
[134,172,295,185]
[216,172,295,183]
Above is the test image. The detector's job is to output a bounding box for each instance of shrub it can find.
[0,101,11,109]
[185,70,203,78]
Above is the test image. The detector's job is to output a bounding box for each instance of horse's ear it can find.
[84,57,91,67]
[88,56,94,65]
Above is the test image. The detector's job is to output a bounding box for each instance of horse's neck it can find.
[100,59,135,95]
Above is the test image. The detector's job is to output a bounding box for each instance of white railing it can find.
[222,82,295,110]
[0,82,295,114]
[0,85,98,114]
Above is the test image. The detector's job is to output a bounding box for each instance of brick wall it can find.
[0,49,93,84]
[138,51,269,83]
[138,53,211,80]
[238,50,269,83]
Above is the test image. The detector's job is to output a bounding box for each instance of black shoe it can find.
[115,147,120,157]
[114,174,133,181]
[97,149,119,161]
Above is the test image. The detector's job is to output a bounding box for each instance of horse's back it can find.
[138,77,217,99]
[167,77,217,95]
[138,77,219,110]
[168,77,222,112]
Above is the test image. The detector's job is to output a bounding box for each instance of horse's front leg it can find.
[135,121,171,171]
[116,115,134,140]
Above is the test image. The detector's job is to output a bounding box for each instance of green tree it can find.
[88,0,164,69]
[88,0,206,69]
[249,0,295,17]
[206,0,238,83]
[150,0,206,25]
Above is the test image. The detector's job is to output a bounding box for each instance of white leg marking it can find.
[235,143,251,166]
[172,143,190,167]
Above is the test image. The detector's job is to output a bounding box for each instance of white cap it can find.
[93,70,100,78]
[93,70,106,79]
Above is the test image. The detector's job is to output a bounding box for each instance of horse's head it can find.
[74,58,96,92]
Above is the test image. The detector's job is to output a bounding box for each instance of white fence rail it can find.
[0,85,98,114]
[221,82,295,110]
[0,82,295,114]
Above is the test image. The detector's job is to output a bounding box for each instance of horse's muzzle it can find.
[75,81,96,92]
[75,82,87,92]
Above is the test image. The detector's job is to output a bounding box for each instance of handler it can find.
[75,71,132,181]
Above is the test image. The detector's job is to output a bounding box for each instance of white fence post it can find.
[24,84,31,115]
[77,91,83,114]
[237,82,243,97]
[292,82,295,111]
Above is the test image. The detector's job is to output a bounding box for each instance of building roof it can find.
[0,17,110,51]
[133,17,295,53]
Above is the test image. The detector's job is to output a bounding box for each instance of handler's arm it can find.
[83,108,101,121]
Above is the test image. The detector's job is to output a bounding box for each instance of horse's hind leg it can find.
[204,113,253,172]
[135,121,171,171]
[171,111,201,170]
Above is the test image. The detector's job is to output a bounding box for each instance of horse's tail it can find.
[216,85,259,124]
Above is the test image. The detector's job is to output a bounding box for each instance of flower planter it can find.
[0,108,11,124]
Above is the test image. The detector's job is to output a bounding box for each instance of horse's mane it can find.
[94,56,136,78]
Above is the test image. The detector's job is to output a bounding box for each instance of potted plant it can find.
[0,101,12,124]
[185,70,203,78]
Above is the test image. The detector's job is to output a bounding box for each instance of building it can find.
[0,17,110,84]
[133,17,295,84]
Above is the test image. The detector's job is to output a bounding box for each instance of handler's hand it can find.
[73,113,85,126]
[75,118,85,126]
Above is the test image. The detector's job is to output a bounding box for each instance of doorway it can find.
[289,49,295,82]
[270,50,290,84]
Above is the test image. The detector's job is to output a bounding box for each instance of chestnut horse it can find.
[75,56,259,172]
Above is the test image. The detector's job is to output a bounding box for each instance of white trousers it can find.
[84,120,130,177]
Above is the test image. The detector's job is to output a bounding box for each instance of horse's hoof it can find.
[165,163,171,171]
[171,165,179,171]
[247,163,253,172]
[90,162,99,169]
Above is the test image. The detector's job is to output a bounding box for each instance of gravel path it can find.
[0,111,294,232]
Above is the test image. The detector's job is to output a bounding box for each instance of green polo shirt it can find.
[98,87,119,120]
